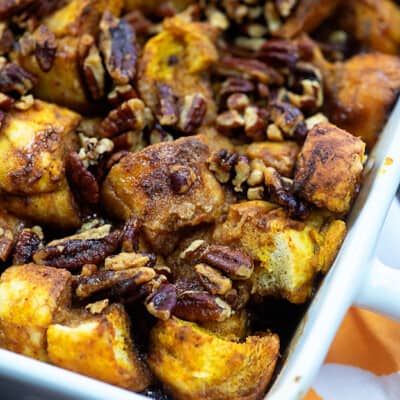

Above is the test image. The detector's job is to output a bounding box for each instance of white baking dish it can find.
[1,102,400,400]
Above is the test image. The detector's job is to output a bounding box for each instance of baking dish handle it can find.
[355,258,400,321]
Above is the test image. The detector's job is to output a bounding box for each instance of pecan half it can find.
[178,94,207,134]
[99,11,137,85]
[199,245,254,280]
[244,106,268,141]
[145,283,177,320]
[156,83,178,126]
[169,165,196,194]
[66,151,99,205]
[217,56,284,85]
[0,62,37,95]
[75,266,156,299]
[226,93,250,111]
[258,38,298,68]
[34,25,57,72]
[174,291,232,322]
[219,77,255,99]
[195,263,232,295]
[33,229,121,269]
[13,228,42,265]
[216,109,244,136]
[78,34,105,101]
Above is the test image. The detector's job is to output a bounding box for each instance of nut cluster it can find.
[208,149,310,218]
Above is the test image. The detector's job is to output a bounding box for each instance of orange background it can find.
[304,307,400,399]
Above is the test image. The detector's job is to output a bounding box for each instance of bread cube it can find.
[47,304,151,392]
[138,16,218,128]
[15,36,90,111]
[102,136,225,254]
[0,264,72,361]
[199,309,249,342]
[148,317,279,400]
[0,99,81,228]
[338,0,400,55]
[42,0,123,38]
[319,53,400,149]
[293,123,365,214]
[213,201,346,303]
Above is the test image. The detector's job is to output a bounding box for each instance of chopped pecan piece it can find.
[0,62,37,95]
[100,98,150,138]
[34,25,57,72]
[121,217,141,252]
[263,164,309,218]
[78,34,105,101]
[75,266,156,299]
[224,282,251,310]
[179,239,207,261]
[145,283,177,320]
[232,155,251,192]
[200,245,254,280]
[275,0,298,18]
[0,110,5,129]
[66,152,100,205]
[244,106,268,141]
[174,291,232,322]
[195,263,232,296]
[0,93,14,110]
[33,229,122,270]
[85,298,109,314]
[208,149,238,183]
[0,227,15,262]
[107,84,138,107]
[99,11,137,85]
[0,23,14,55]
[13,228,42,265]
[104,252,156,271]
[269,101,307,141]
[78,134,114,168]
